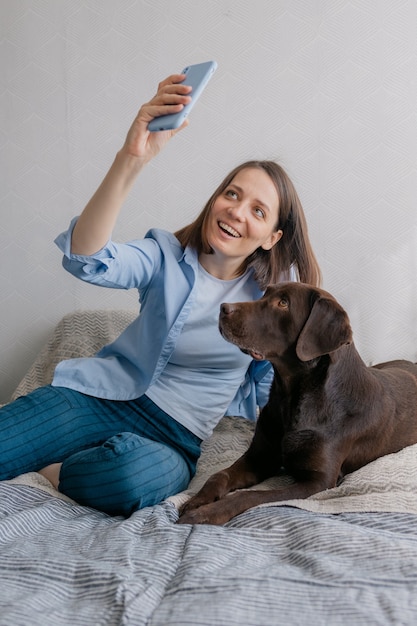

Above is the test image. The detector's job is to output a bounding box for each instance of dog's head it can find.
[219,282,352,363]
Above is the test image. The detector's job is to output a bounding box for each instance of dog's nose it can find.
[220,302,235,315]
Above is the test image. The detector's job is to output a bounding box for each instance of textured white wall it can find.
[0,0,416,402]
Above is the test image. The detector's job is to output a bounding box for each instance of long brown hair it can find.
[175,160,321,289]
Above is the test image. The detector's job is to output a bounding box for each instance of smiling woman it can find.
[198,168,283,280]
[175,159,321,288]
[1,75,320,518]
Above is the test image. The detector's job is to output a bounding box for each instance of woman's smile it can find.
[218,221,241,238]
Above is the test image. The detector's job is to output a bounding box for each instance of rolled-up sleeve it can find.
[225,360,273,420]
[253,361,273,409]
[54,217,162,290]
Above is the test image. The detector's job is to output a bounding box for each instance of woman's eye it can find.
[254,207,265,218]
[226,189,238,199]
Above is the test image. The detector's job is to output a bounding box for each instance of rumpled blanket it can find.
[2,310,417,626]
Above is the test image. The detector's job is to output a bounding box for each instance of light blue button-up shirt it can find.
[52,218,273,421]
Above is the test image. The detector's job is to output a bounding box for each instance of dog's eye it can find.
[277,298,289,309]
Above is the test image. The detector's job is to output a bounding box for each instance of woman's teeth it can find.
[219,222,240,238]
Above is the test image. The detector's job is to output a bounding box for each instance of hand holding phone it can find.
[148,61,217,132]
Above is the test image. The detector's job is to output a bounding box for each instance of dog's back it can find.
[372,358,417,377]
[364,359,417,457]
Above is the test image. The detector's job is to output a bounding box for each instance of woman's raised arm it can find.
[70,74,191,255]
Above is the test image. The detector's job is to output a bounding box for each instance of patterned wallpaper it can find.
[0,0,416,401]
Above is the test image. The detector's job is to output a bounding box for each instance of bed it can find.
[1,310,417,625]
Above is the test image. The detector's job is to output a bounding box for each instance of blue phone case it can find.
[148,61,217,132]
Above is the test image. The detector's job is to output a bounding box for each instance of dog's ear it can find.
[296,296,352,361]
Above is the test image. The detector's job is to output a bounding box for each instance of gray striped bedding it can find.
[1,310,417,625]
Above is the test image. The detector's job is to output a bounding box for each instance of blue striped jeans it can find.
[0,385,201,516]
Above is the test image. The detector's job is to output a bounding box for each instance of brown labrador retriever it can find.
[178,282,417,525]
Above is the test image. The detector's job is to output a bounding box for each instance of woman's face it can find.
[205,167,283,266]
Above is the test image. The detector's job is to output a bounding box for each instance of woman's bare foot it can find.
[38,463,62,489]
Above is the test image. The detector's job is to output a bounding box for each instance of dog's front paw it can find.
[179,492,215,518]
[177,499,233,526]
[179,469,235,518]
[177,492,251,526]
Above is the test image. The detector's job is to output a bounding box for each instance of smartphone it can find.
[148,61,217,132]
